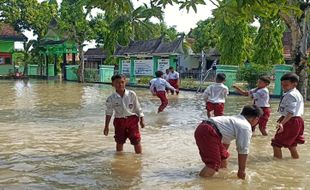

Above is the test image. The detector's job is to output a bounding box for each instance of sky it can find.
[18,0,216,50]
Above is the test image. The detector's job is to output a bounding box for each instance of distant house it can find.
[0,23,27,65]
[114,35,184,82]
[84,48,107,69]
[0,23,27,75]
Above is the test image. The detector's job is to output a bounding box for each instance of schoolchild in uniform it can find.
[104,74,145,154]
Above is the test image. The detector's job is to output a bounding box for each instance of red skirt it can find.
[206,102,224,116]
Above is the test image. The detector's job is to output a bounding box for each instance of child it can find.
[167,66,180,95]
[194,105,263,179]
[103,74,145,154]
[271,73,304,159]
[233,76,271,136]
[150,71,178,113]
[203,73,229,118]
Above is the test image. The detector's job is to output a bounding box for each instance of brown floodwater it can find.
[0,79,309,189]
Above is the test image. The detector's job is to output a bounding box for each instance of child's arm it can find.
[103,115,112,136]
[133,92,145,128]
[139,117,145,128]
[276,112,293,134]
[150,81,156,95]
[237,154,247,179]
[104,97,113,136]
[232,85,249,96]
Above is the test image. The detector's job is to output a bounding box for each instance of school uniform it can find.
[150,78,176,112]
[167,71,180,94]
[195,115,252,171]
[249,87,271,132]
[203,83,229,116]
[106,89,144,145]
[271,88,305,148]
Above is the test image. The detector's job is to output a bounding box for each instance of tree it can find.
[252,18,285,66]
[189,18,219,53]
[59,0,93,82]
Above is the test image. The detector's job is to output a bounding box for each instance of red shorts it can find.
[113,115,141,145]
[194,121,229,171]
[257,107,271,130]
[271,117,305,148]
[206,102,224,116]
[168,79,179,90]
[156,91,168,112]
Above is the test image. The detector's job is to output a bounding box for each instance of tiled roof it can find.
[114,35,184,56]
[85,48,107,59]
[0,23,28,41]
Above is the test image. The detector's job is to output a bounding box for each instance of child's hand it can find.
[232,84,238,89]
[237,170,246,180]
[140,120,145,128]
[276,123,284,134]
[103,127,109,136]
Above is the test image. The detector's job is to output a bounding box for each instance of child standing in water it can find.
[271,73,304,159]
[194,105,263,179]
[233,76,271,136]
[203,73,229,118]
[103,74,145,154]
[150,71,178,113]
[167,66,180,95]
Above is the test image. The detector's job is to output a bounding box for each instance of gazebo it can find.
[0,23,27,75]
[35,19,78,79]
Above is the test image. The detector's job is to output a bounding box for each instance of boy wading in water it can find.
[203,73,229,118]
[150,71,178,113]
[233,76,271,136]
[271,73,305,159]
[194,105,263,179]
[104,74,145,154]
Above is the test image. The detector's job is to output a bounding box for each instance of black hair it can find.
[111,74,125,81]
[259,76,271,85]
[169,66,174,70]
[240,105,263,118]
[280,72,299,83]
[155,70,164,77]
[216,73,226,82]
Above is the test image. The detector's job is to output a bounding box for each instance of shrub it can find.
[237,63,272,89]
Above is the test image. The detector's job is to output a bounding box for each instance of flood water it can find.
[0,79,309,190]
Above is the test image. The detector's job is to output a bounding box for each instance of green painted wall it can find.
[0,64,14,75]
[153,56,160,76]
[0,41,14,52]
[169,55,177,70]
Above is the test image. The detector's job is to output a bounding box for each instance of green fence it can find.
[273,64,293,96]
[216,65,239,92]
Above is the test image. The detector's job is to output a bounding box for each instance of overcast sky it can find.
[18,0,216,50]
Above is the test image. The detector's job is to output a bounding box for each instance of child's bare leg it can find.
[288,146,299,159]
[273,146,282,159]
[134,143,142,154]
[220,159,228,168]
[116,143,123,152]
[259,126,268,136]
[199,166,216,177]
[207,111,211,118]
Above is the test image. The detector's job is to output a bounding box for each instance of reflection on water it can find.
[0,80,309,189]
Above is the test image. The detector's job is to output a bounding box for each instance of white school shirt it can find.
[150,78,176,93]
[203,83,229,103]
[167,71,179,80]
[249,87,270,107]
[278,88,304,117]
[105,89,144,118]
[210,115,252,154]
[149,78,156,86]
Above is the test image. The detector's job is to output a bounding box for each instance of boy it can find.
[233,76,271,136]
[203,73,229,118]
[271,73,304,159]
[167,66,180,95]
[103,74,145,154]
[150,71,178,113]
[194,105,263,179]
